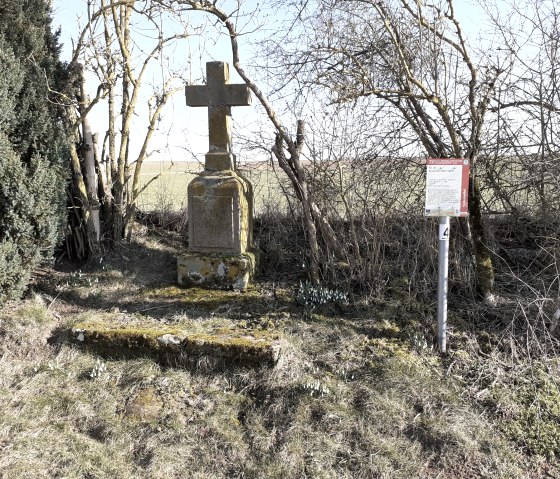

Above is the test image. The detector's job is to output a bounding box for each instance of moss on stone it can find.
[183,332,280,363]
[124,387,163,423]
[177,252,256,290]
[68,315,282,366]
[72,320,184,351]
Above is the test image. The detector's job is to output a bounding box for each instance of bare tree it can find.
[62,0,191,258]
[159,0,352,283]
[254,0,505,298]
[153,0,496,293]
[483,0,560,213]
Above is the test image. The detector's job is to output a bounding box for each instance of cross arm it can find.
[185,84,252,107]
[224,84,252,106]
[185,85,208,107]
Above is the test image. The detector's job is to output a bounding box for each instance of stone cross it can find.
[186,61,251,170]
[179,61,256,291]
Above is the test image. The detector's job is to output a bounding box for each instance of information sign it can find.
[424,158,470,353]
[425,158,470,217]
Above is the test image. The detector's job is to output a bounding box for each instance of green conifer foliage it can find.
[0,0,69,305]
[0,135,61,304]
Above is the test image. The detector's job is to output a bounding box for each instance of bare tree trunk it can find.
[63,61,101,260]
[58,0,190,258]
[102,0,115,233]
[111,2,133,242]
[468,175,495,299]
[79,79,101,244]
[68,139,100,258]
[273,125,321,283]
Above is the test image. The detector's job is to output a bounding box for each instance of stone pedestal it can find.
[177,251,257,291]
[177,154,256,290]
[187,157,252,255]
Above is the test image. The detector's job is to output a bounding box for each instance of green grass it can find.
[136,161,199,211]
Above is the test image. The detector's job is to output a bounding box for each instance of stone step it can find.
[68,317,282,367]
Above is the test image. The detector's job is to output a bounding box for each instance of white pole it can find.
[438,216,450,353]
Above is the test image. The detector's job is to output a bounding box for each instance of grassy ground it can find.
[0,224,559,478]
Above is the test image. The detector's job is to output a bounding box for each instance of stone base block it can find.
[70,317,282,366]
[177,252,256,291]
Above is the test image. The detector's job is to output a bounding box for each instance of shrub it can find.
[0,0,70,306]
[0,135,62,304]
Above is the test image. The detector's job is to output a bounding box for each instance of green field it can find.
[136,162,198,212]
[137,156,551,219]
[137,161,287,214]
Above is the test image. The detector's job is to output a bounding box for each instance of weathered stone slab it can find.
[204,151,235,171]
[191,195,235,249]
[124,387,163,423]
[70,318,281,366]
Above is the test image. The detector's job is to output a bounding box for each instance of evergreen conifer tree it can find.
[0,0,70,305]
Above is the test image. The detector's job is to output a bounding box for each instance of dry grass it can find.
[0,299,525,479]
[1,224,558,478]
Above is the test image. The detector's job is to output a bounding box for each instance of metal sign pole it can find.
[426,158,469,354]
[438,216,450,353]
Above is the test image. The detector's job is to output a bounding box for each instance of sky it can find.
[51,0,266,164]
[50,0,493,165]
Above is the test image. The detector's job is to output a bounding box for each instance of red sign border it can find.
[426,158,470,217]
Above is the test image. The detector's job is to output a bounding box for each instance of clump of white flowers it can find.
[296,280,348,309]
[89,359,108,379]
